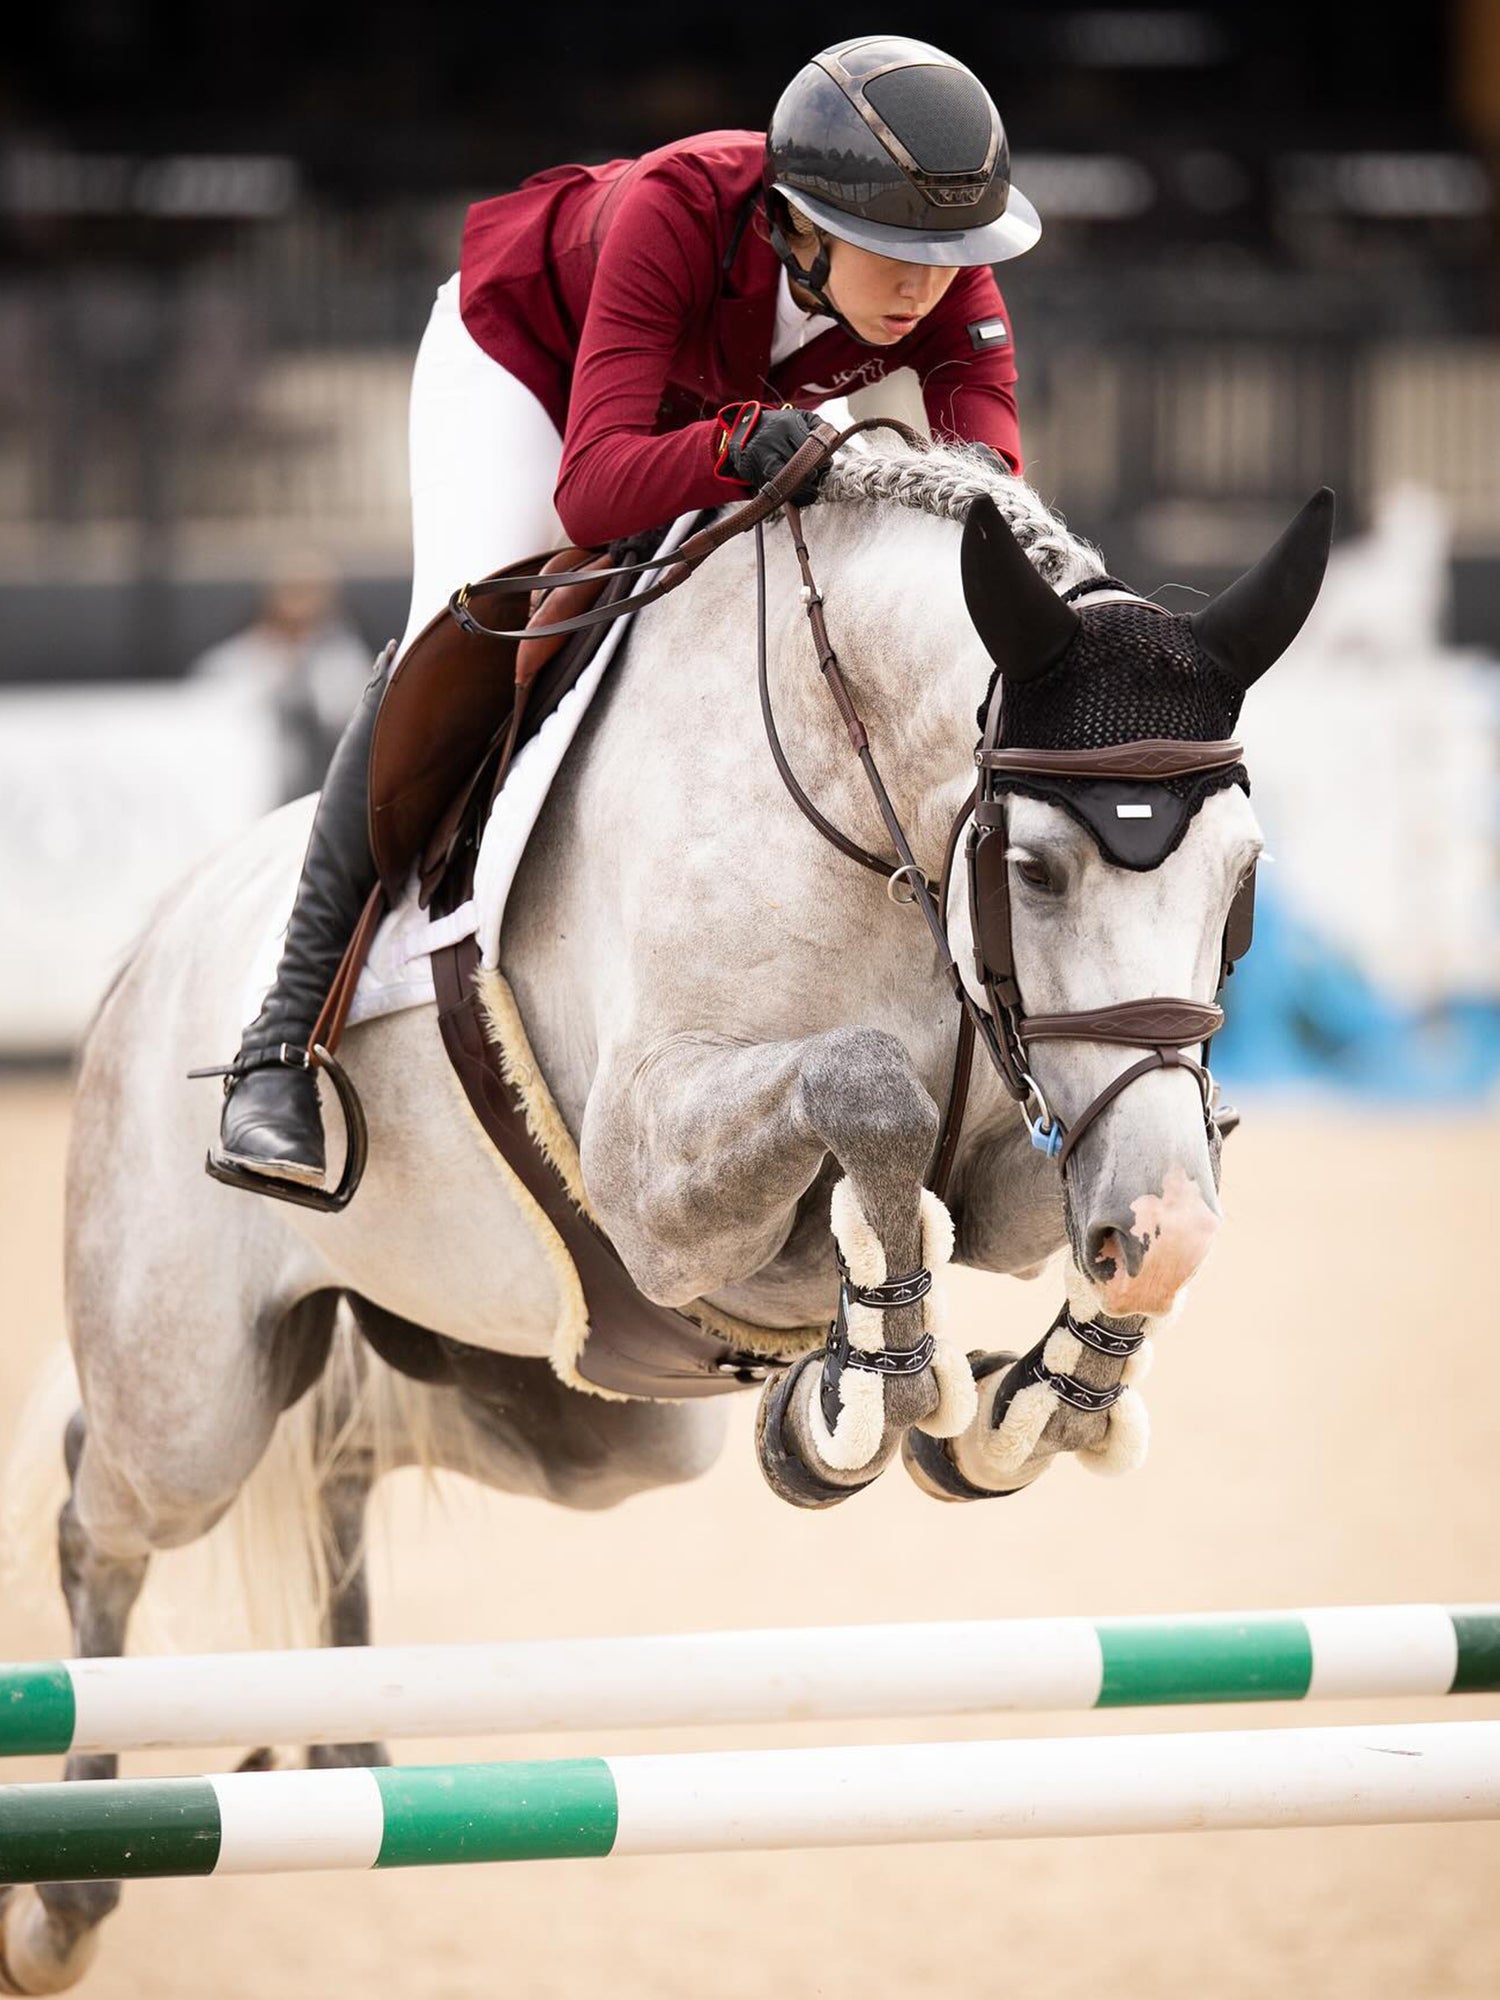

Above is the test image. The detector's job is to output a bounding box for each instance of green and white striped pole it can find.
[2,1722,1498,1882]
[1,1605,1496,1759]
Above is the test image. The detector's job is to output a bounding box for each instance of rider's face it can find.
[794,236,960,345]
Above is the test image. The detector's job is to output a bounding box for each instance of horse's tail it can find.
[2,1309,452,1657]
[0,1344,82,1633]
[217,1303,455,1652]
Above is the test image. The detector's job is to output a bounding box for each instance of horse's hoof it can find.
[902,1425,1021,1502]
[754,1355,879,1509]
[902,1352,1030,1502]
[0,1889,101,1996]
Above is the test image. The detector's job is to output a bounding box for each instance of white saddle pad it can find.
[242,510,697,1031]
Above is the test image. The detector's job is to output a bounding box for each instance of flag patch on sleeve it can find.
[967,317,1009,351]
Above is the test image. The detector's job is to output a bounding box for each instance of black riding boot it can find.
[212,645,394,1187]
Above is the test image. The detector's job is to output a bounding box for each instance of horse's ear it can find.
[1191,487,1335,689]
[961,493,1080,685]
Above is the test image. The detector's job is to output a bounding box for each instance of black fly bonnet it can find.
[962,487,1335,1166]
[978,597,1248,869]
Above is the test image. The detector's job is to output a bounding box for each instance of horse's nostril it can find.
[1086,1219,1143,1282]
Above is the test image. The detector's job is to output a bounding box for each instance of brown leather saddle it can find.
[313,523,808,1401]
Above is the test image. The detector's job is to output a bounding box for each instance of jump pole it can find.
[1,1605,1496,1759]
[1,1721,1497,1882]
[2,1600,1500,1760]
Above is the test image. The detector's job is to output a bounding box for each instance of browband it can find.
[976,738,1243,781]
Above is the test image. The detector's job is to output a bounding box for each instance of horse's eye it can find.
[1014,857,1053,892]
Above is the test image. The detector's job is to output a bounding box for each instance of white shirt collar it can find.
[770,266,836,368]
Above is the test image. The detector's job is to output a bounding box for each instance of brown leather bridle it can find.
[451,415,1257,1201]
[968,729,1257,1172]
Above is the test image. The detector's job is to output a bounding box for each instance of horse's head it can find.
[960,485,1334,1317]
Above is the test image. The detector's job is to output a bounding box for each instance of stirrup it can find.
[190,1044,369,1213]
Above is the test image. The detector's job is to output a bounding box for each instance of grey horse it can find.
[1,441,1322,1991]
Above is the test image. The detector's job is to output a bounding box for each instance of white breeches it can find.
[398,273,564,660]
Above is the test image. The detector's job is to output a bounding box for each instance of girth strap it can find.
[431,935,797,1399]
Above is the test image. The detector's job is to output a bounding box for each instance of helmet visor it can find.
[773,181,1041,267]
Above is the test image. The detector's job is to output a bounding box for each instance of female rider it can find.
[210,32,1042,1189]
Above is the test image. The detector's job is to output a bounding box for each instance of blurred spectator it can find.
[189,556,373,800]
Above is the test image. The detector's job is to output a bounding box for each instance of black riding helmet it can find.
[764,35,1041,322]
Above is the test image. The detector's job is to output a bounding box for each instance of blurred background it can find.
[3,18,1499,1997]
[2,1,1498,1075]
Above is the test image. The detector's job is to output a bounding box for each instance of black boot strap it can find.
[990,1327,1128,1424]
[188,1043,313,1088]
[834,1251,934,1311]
[1063,1306,1146,1357]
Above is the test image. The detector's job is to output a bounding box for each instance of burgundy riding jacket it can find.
[459,130,1023,548]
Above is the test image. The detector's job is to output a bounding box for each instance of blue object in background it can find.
[1213,885,1500,1102]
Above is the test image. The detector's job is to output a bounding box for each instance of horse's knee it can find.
[794,1026,940,1178]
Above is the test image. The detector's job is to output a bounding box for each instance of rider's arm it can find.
[906,265,1024,474]
[554,161,740,547]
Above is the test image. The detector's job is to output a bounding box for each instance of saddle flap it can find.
[368,546,613,910]
[517,551,615,691]
[368,550,544,906]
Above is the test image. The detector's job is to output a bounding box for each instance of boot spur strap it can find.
[187,1042,314,1091]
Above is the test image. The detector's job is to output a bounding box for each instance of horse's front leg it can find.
[582,1026,976,1508]
[905,1267,1157,1502]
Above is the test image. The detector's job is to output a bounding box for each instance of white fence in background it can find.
[0,681,280,1050]
[1248,485,1499,1007]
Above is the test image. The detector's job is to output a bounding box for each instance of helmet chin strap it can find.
[764,198,882,351]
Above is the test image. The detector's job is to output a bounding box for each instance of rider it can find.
[209,33,1042,1189]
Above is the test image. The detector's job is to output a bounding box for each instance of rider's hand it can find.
[968,442,1017,479]
[714,403,829,505]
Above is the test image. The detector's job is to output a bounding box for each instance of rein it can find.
[446,416,916,644]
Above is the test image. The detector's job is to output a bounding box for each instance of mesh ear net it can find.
[989,601,1249,815]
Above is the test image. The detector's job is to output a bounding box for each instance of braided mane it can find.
[820,437,1105,592]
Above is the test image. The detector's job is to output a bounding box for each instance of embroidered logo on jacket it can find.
[796,357,889,398]
[968,318,1009,352]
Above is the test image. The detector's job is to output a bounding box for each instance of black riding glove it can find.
[715,403,829,505]
[968,442,1017,478]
